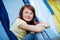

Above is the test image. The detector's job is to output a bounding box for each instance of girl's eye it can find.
[30,13,33,14]
[25,12,28,14]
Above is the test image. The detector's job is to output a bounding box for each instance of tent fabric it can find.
[23,0,60,40]
[0,0,18,40]
[47,0,60,32]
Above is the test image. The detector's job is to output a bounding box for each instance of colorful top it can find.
[10,18,27,40]
[47,0,60,32]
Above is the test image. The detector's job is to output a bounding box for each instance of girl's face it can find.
[23,8,33,22]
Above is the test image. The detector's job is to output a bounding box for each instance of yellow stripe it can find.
[47,0,60,32]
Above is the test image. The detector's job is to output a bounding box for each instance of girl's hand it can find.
[30,32,35,34]
[39,22,50,28]
[35,24,45,32]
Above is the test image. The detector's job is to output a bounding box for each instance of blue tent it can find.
[0,0,60,40]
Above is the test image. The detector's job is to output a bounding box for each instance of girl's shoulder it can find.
[15,18,26,24]
[16,18,24,22]
[16,18,23,21]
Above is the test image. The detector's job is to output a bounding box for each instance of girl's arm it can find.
[30,22,50,34]
[39,22,50,28]
[19,22,45,32]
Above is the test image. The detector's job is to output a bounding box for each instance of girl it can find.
[10,5,50,40]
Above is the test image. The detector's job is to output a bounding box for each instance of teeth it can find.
[27,17,30,19]
[28,18,30,19]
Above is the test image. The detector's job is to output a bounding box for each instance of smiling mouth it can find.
[26,17,31,19]
[27,18,31,20]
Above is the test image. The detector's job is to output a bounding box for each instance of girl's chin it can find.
[25,19,31,21]
[23,19,32,22]
[25,20,31,22]
[26,20,31,22]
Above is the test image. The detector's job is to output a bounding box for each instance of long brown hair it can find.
[19,5,38,25]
